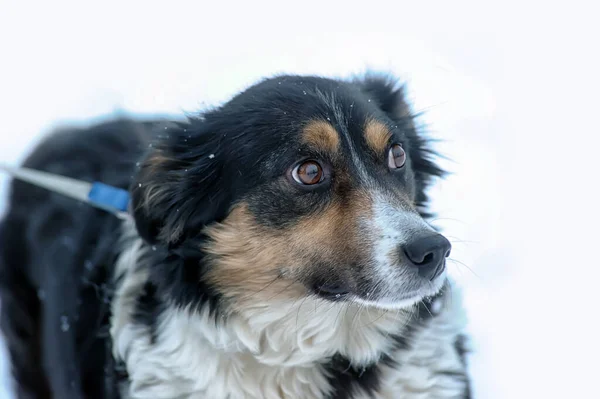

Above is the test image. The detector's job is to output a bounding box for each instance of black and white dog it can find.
[0,74,470,398]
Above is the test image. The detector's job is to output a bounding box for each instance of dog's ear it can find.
[130,122,231,246]
[355,73,445,216]
[355,73,414,120]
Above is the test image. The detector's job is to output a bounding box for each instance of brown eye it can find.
[388,144,406,169]
[292,160,324,185]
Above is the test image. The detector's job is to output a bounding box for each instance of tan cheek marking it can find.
[281,190,375,271]
[325,192,373,258]
[301,120,340,154]
[364,120,392,154]
[203,191,376,307]
[203,204,307,305]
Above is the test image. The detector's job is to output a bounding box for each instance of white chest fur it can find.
[110,240,468,399]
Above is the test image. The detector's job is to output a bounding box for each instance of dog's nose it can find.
[403,233,451,280]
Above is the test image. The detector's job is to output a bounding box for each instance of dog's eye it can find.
[292,160,324,185]
[388,144,406,169]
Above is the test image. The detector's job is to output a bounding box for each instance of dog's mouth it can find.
[311,265,447,309]
[312,283,351,301]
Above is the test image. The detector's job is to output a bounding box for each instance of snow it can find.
[1,1,599,398]
[60,316,70,333]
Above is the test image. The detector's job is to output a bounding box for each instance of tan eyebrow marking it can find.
[364,119,392,153]
[301,120,340,153]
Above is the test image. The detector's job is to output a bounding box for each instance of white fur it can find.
[366,194,442,305]
[111,222,468,399]
[375,292,469,398]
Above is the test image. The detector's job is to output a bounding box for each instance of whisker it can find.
[447,258,480,279]
[421,286,434,318]
[450,260,465,277]
[351,302,365,331]
[445,236,481,245]
[428,217,468,225]
[265,280,297,302]
[247,275,281,299]
[294,295,312,334]
[364,301,376,324]
[359,308,389,327]
[351,278,385,329]
[334,302,349,326]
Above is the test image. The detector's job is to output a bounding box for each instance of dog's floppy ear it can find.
[130,121,231,246]
[355,73,445,216]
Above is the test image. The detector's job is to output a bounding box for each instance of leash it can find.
[0,163,131,219]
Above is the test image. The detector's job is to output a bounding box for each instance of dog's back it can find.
[0,119,154,398]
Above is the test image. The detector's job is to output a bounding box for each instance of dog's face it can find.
[132,75,449,311]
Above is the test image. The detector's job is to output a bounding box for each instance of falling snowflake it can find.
[60,316,70,332]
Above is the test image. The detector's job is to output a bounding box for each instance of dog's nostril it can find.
[420,252,434,266]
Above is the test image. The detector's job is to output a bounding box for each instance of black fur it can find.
[324,354,383,399]
[0,119,152,398]
[131,281,164,345]
[0,74,455,398]
[454,335,472,398]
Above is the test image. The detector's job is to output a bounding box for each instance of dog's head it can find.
[131,74,448,311]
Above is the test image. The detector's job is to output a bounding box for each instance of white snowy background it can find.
[1,1,599,398]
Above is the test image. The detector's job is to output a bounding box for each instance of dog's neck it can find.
[200,296,414,367]
[115,299,415,398]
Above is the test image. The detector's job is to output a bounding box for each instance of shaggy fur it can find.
[0,73,470,398]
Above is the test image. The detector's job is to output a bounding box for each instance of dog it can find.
[0,73,470,398]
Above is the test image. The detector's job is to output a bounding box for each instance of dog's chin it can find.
[350,271,447,311]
